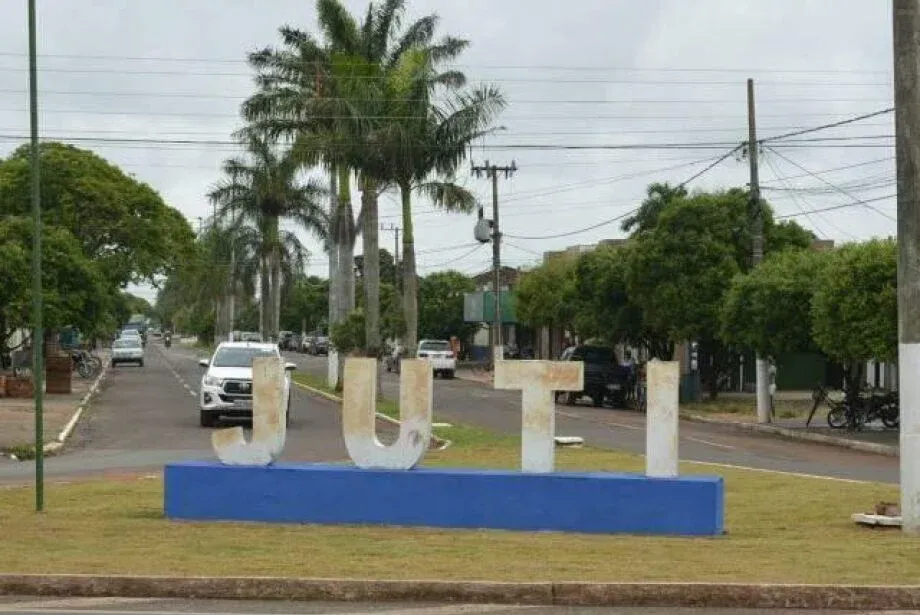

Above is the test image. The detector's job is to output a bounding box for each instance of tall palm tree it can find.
[242,0,473,357]
[376,48,505,355]
[208,132,326,341]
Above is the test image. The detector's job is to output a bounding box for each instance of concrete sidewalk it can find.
[0,352,109,453]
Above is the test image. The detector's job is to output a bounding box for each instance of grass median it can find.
[0,373,910,584]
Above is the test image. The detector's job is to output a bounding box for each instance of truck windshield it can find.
[212,348,277,367]
[419,341,450,351]
[574,347,614,363]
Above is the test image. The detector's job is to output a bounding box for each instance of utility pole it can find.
[746,79,770,425]
[894,0,920,534]
[472,160,517,359]
[381,223,400,290]
[27,0,44,512]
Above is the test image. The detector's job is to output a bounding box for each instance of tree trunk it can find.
[259,254,270,341]
[327,167,340,336]
[361,176,380,357]
[336,165,355,325]
[399,183,418,358]
[270,242,282,342]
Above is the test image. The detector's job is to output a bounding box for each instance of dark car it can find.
[555,344,630,408]
[311,336,329,356]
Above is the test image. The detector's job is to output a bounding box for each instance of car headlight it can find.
[203,374,222,388]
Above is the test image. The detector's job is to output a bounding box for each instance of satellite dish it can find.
[474,218,493,243]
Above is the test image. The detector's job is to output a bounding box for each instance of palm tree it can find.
[242,0,473,357]
[376,48,505,354]
[208,132,326,341]
[620,182,688,235]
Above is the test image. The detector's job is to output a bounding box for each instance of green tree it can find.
[0,142,195,288]
[418,270,477,342]
[515,256,579,335]
[721,248,828,358]
[573,243,673,359]
[280,276,329,333]
[624,187,814,398]
[0,217,106,353]
[811,239,897,366]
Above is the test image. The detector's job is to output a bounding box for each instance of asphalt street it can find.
[0,342,391,482]
[0,596,886,615]
[286,353,899,484]
[0,342,899,484]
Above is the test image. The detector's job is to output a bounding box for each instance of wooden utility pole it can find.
[472,160,517,357]
[746,78,771,424]
[894,0,920,534]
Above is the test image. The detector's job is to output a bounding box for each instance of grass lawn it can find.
[683,397,817,421]
[0,374,913,583]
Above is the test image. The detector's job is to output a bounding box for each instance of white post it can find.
[646,359,679,478]
[493,358,582,473]
[327,349,339,389]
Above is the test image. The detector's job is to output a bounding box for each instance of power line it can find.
[0,132,894,152]
[773,193,896,219]
[0,105,897,122]
[764,146,897,222]
[757,156,894,183]
[0,51,893,74]
[760,107,894,142]
[677,145,743,187]
[504,208,637,241]
[0,65,895,85]
[0,87,896,105]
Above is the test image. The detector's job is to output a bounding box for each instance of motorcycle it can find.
[164,335,172,349]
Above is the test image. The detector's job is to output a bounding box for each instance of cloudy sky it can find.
[0,0,896,302]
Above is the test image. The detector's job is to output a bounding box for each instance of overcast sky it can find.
[0,0,897,302]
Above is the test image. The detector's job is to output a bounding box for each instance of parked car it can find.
[111,337,144,367]
[198,341,296,428]
[299,335,315,354]
[417,339,456,379]
[278,331,296,351]
[555,344,630,408]
[311,336,329,356]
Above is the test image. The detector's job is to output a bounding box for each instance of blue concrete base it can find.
[164,462,724,536]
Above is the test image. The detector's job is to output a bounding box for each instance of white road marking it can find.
[685,436,737,451]
[686,459,883,484]
[0,605,536,615]
[0,598,152,610]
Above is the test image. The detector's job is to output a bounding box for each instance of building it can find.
[463,266,535,360]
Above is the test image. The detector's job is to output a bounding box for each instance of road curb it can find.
[293,380,452,451]
[1,575,920,610]
[682,412,899,457]
[57,354,112,445]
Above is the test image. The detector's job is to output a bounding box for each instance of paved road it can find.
[0,596,879,615]
[287,354,899,484]
[0,342,378,482]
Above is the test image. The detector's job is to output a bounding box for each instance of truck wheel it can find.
[592,390,604,407]
[200,411,217,428]
[445,370,455,380]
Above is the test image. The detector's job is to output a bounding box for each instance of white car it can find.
[111,337,144,367]
[198,342,296,428]
[417,339,456,379]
